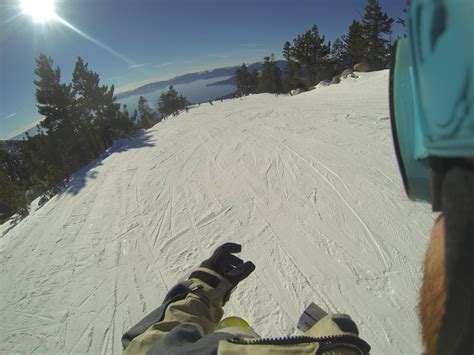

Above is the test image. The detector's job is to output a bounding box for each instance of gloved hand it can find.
[201,242,255,286]
[189,243,255,304]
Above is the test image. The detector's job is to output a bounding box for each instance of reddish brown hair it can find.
[419,216,446,354]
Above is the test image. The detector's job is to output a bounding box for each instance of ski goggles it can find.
[389,38,432,207]
[389,0,474,211]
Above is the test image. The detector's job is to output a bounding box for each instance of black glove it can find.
[190,242,255,289]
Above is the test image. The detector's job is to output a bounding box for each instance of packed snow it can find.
[0,70,434,354]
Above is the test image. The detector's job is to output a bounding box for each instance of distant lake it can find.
[8,76,235,141]
[117,76,236,112]
[10,126,41,141]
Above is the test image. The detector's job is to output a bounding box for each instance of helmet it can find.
[390,0,474,210]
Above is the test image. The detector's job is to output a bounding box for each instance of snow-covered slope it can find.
[0,71,434,354]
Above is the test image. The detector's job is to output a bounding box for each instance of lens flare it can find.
[18,0,132,64]
[21,0,57,23]
[55,16,132,64]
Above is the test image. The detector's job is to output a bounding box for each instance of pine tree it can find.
[114,104,137,137]
[28,53,140,196]
[157,86,188,119]
[235,64,251,96]
[72,57,102,159]
[282,41,291,62]
[396,7,408,38]
[234,67,242,95]
[396,8,407,28]
[9,52,144,219]
[0,149,29,222]
[0,173,26,222]
[34,55,73,134]
[257,54,283,94]
[331,38,348,70]
[282,41,300,91]
[72,57,126,152]
[249,69,259,94]
[22,129,57,189]
[34,54,77,177]
[324,38,347,78]
[137,96,159,129]
[291,25,331,85]
[361,0,394,69]
[343,20,366,66]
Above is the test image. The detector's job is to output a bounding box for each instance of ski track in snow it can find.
[0,71,433,354]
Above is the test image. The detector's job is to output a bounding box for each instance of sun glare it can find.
[17,0,131,63]
[21,0,57,23]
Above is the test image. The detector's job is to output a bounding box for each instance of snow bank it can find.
[0,70,434,354]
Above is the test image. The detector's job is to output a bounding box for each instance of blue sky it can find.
[0,0,406,139]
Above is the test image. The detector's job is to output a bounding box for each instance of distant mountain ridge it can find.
[116,60,287,100]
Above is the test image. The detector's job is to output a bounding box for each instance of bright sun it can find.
[21,0,57,23]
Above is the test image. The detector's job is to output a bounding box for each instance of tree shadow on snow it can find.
[0,213,27,238]
[61,130,156,196]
